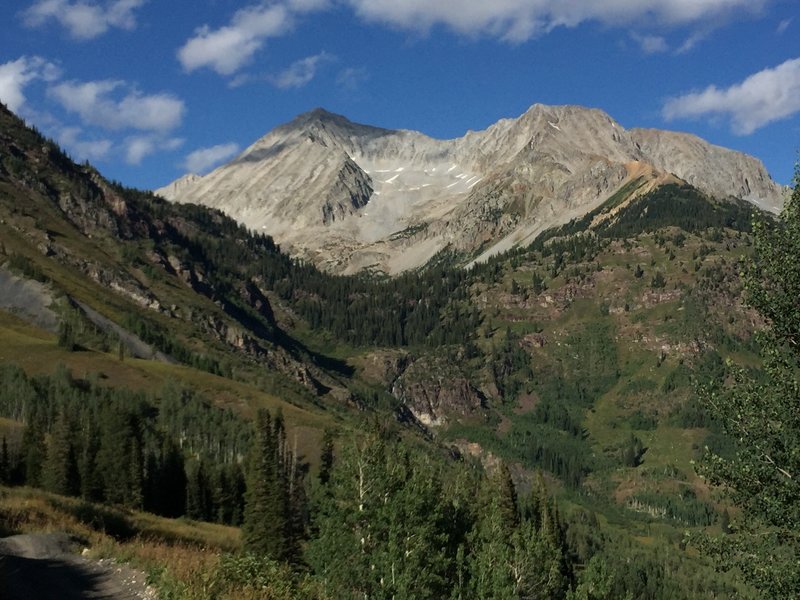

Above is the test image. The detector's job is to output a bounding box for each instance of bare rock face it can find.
[391,355,486,428]
[157,105,784,274]
[629,129,779,212]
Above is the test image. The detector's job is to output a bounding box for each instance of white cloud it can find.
[183,143,240,173]
[270,52,333,89]
[675,29,711,54]
[178,4,293,75]
[22,0,146,40]
[663,57,800,134]
[180,0,763,78]
[124,135,183,165]
[48,80,185,132]
[0,56,59,113]
[344,0,770,42]
[336,66,369,90]
[58,126,113,161]
[631,33,668,54]
[777,18,792,34]
[286,0,331,12]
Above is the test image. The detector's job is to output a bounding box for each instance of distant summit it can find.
[157,104,784,274]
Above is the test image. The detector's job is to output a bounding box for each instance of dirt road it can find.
[0,532,157,599]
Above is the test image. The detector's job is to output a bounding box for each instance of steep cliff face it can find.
[158,105,784,274]
[391,354,487,428]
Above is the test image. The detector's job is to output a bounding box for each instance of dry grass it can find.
[0,485,326,599]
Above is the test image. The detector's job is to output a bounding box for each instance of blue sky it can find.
[0,0,797,190]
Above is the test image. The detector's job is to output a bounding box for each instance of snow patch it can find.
[548,121,561,132]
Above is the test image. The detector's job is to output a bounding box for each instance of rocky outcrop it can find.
[391,355,486,428]
[357,349,413,386]
[158,105,784,274]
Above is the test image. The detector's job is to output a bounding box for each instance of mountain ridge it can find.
[157,104,784,273]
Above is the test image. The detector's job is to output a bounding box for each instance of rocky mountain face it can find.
[158,105,784,274]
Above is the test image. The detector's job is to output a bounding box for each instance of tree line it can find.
[0,364,248,524]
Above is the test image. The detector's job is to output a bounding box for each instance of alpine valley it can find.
[1,99,797,599]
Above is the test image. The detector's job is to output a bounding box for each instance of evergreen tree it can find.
[469,463,520,599]
[95,408,145,507]
[242,409,305,562]
[532,271,547,295]
[469,468,571,599]
[149,439,186,518]
[57,320,77,351]
[42,407,80,496]
[78,413,102,502]
[319,428,335,486]
[21,410,46,487]
[185,457,212,521]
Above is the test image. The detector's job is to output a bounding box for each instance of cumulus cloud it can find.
[178,4,294,75]
[122,135,182,165]
[48,79,185,132]
[0,56,59,113]
[343,0,770,42]
[663,57,800,134]
[22,0,146,40]
[183,143,240,174]
[270,52,333,89]
[124,136,157,164]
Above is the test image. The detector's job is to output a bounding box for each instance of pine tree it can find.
[57,319,77,351]
[21,410,46,487]
[95,408,145,507]
[185,457,211,521]
[152,439,186,518]
[78,413,102,501]
[319,428,334,486]
[242,409,304,561]
[42,407,80,496]
[469,463,520,599]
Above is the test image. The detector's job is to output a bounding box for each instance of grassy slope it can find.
[0,310,334,465]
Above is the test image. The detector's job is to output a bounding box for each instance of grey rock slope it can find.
[157,105,783,274]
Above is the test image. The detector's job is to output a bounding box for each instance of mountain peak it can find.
[158,104,784,274]
[291,107,353,128]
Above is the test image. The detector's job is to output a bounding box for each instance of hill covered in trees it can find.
[0,100,797,598]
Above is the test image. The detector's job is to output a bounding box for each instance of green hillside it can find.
[0,101,796,598]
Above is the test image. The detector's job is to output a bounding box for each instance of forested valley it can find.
[0,102,797,598]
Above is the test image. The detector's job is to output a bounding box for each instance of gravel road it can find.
[0,532,157,600]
